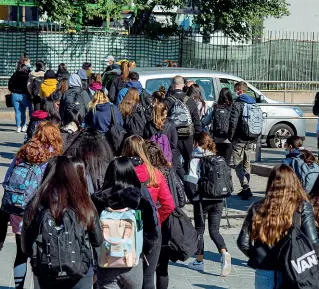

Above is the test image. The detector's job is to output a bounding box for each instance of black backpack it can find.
[140,89,153,122]
[31,209,91,282]
[212,105,231,138]
[65,90,87,118]
[32,77,44,99]
[198,155,233,200]
[313,92,319,116]
[107,105,127,154]
[161,207,198,262]
[276,211,319,289]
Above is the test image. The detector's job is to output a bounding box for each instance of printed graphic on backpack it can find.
[97,208,143,268]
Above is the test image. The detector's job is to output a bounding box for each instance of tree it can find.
[37,0,289,39]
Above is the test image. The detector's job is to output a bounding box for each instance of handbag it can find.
[5,94,13,108]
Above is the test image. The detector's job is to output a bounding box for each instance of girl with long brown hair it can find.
[144,100,178,166]
[119,87,146,137]
[237,165,319,289]
[122,135,175,289]
[85,90,123,134]
[1,122,63,289]
[108,61,130,103]
[187,84,207,119]
[184,132,232,276]
[22,156,103,289]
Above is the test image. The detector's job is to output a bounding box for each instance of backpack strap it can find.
[110,104,117,126]
[183,96,189,104]
[141,179,150,187]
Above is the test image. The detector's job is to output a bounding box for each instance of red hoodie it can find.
[134,163,175,224]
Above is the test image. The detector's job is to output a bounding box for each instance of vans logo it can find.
[291,251,318,274]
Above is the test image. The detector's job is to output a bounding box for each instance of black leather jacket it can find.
[237,200,319,270]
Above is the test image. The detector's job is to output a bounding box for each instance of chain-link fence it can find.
[1,29,319,84]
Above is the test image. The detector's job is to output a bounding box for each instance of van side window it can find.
[146,77,215,101]
[219,78,257,101]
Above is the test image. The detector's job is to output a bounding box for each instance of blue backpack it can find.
[291,157,319,193]
[1,162,47,216]
[97,208,143,268]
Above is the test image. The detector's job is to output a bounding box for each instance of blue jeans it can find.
[11,93,32,128]
[255,270,283,289]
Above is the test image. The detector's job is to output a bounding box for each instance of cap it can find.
[106,55,115,62]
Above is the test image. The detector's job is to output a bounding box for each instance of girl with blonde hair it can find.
[122,135,175,289]
[85,90,123,134]
[237,164,319,288]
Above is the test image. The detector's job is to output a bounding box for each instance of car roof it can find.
[108,67,242,80]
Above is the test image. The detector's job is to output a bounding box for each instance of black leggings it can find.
[156,246,170,289]
[216,143,233,166]
[14,234,28,289]
[193,201,227,255]
[143,230,162,289]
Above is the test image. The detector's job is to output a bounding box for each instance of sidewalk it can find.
[0,120,268,289]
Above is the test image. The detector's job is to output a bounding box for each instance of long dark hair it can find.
[64,129,114,191]
[217,88,233,105]
[42,99,61,125]
[62,108,83,128]
[103,157,141,191]
[25,156,95,231]
[146,141,170,170]
[70,157,87,191]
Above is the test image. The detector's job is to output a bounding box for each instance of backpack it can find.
[31,209,91,281]
[212,105,231,138]
[276,211,319,289]
[150,125,173,163]
[161,207,198,262]
[313,92,319,116]
[107,105,127,154]
[140,89,153,122]
[241,103,263,139]
[1,162,48,216]
[32,77,44,98]
[291,157,319,193]
[198,155,233,200]
[97,208,143,268]
[65,90,87,118]
[168,96,194,137]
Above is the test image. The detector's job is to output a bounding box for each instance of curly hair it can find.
[194,132,216,154]
[251,165,308,246]
[16,122,63,164]
[146,140,170,170]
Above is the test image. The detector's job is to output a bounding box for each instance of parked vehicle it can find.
[106,68,305,148]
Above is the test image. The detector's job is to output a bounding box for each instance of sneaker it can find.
[237,189,244,197]
[188,259,204,272]
[21,125,27,132]
[241,188,253,200]
[16,127,21,133]
[221,252,232,277]
[0,242,3,251]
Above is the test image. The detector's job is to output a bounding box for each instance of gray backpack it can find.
[291,157,319,193]
[241,103,263,139]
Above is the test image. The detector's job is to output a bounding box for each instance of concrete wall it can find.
[264,0,319,34]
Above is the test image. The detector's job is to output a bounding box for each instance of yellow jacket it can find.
[40,79,58,98]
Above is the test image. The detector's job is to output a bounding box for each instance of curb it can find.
[251,163,273,177]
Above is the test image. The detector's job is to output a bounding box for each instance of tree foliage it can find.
[37,0,289,39]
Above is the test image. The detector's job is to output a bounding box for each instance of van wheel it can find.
[267,124,294,148]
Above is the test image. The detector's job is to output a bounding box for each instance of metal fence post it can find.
[255,135,262,162]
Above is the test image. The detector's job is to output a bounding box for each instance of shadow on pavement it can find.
[0,128,15,132]
[0,163,10,168]
[227,195,263,213]
[192,286,231,289]
[0,152,14,160]
[1,142,22,148]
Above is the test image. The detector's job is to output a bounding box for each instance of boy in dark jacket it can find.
[164,75,202,179]
[229,81,255,200]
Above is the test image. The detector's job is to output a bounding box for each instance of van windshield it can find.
[146,77,215,101]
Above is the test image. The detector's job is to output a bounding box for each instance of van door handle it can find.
[262,112,267,118]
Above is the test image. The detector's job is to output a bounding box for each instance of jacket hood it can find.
[93,187,141,211]
[236,94,256,104]
[68,74,82,88]
[31,110,49,120]
[30,70,45,79]
[89,82,103,91]
[127,81,143,92]
[192,146,215,158]
[286,148,301,159]
[95,102,111,112]
[77,69,87,80]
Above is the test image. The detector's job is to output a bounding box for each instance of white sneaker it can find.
[16,127,21,133]
[21,125,27,132]
[221,252,232,276]
[188,259,204,272]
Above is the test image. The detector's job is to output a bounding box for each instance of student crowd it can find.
[1,56,319,289]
